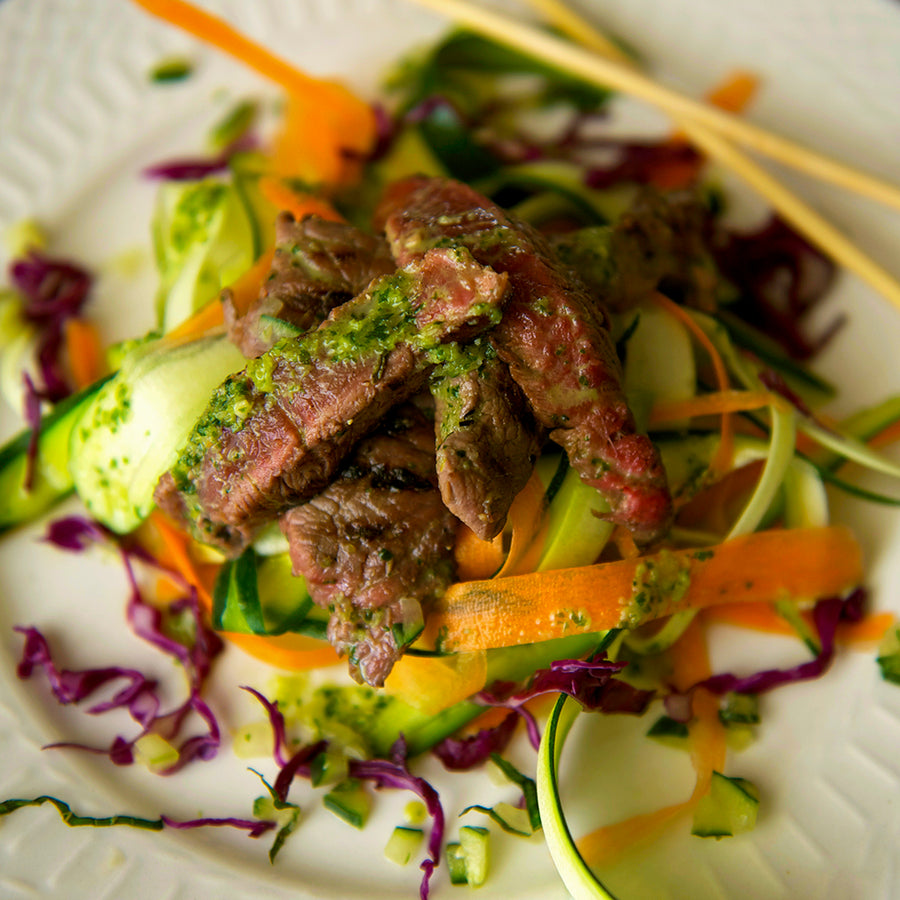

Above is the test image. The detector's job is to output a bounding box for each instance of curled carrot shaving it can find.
[144,512,339,670]
[145,511,217,609]
[578,617,725,866]
[384,651,488,715]
[652,293,735,474]
[222,631,339,671]
[705,71,760,114]
[258,177,345,223]
[130,0,375,186]
[493,470,549,578]
[649,388,780,425]
[704,603,894,645]
[64,318,104,389]
[868,417,900,450]
[611,525,640,560]
[165,247,275,341]
[165,295,227,340]
[454,527,506,581]
[837,613,895,644]
[663,70,761,185]
[424,526,862,653]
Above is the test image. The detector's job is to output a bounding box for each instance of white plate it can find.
[1,1,900,898]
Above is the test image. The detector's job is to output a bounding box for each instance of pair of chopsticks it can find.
[402,0,900,313]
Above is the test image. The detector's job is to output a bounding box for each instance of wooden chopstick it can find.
[403,0,900,313]
[404,0,900,216]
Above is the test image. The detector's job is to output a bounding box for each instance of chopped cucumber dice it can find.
[691,771,760,838]
[384,826,424,867]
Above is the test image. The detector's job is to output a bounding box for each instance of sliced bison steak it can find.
[224,212,396,358]
[155,244,509,553]
[551,189,717,314]
[378,175,672,544]
[281,403,457,686]
[430,339,543,540]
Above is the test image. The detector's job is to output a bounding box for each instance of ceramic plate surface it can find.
[1,1,900,898]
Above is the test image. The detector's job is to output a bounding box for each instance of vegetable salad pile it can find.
[2,3,900,898]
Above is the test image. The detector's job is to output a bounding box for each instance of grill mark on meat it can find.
[155,244,508,553]
[281,404,457,686]
[431,341,543,539]
[224,213,396,358]
[378,175,672,544]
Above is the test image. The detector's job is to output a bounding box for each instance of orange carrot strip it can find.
[165,247,275,341]
[836,612,895,644]
[493,470,548,578]
[578,617,725,865]
[64,318,104,389]
[611,525,640,560]
[222,631,339,670]
[454,527,506,581]
[868,417,900,450]
[130,0,372,121]
[146,510,216,609]
[706,71,760,114]
[258,177,345,222]
[165,296,226,340]
[268,92,368,186]
[577,797,692,864]
[649,389,779,425]
[663,71,760,185]
[652,293,735,474]
[670,617,726,797]
[457,705,514,736]
[706,602,894,646]
[131,0,374,186]
[145,515,340,671]
[422,526,862,652]
[703,602,797,636]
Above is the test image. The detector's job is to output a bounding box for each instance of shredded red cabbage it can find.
[674,591,865,708]
[368,102,399,162]
[18,516,224,773]
[9,251,93,402]
[142,155,233,181]
[142,135,257,181]
[712,215,840,360]
[476,655,654,750]
[584,139,702,190]
[350,738,444,900]
[42,515,108,550]
[758,368,816,418]
[272,740,328,803]
[432,710,519,771]
[242,685,290,767]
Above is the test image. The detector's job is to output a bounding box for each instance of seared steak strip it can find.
[281,404,457,686]
[155,245,508,553]
[224,213,396,358]
[551,189,717,313]
[430,339,543,539]
[379,175,672,544]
